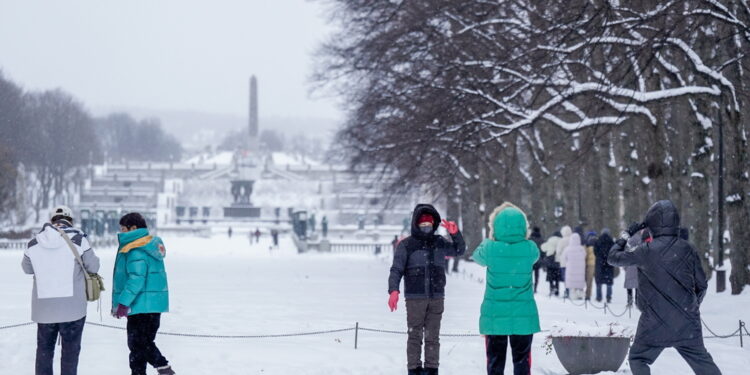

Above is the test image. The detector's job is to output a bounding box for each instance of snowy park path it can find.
[1,234,748,374]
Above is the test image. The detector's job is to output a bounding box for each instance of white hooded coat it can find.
[556,226,573,267]
[541,236,561,261]
[563,233,587,289]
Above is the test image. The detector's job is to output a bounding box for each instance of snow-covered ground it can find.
[1,234,747,374]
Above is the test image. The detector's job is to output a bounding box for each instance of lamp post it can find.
[716,95,726,293]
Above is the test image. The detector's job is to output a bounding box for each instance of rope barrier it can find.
[359,327,481,337]
[0,322,35,330]
[86,322,356,339]
[563,297,587,307]
[587,300,607,310]
[604,304,631,318]
[700,319,743,339]
[1,321,483,339]
[3,317,742,346]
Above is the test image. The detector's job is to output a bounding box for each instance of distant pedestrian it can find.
[556,226,573,298]
[594,229,615,303]
[529,227,544,294]
[22,206,101,375]
[321,216,329,238]
[309,213,317,233]
[113,212,175,375]
[541,232,562,296]
[388,204,465,375]
[254,228,262,243]
[472,203,540,375]
[608,200,722,375]
[271,229,279,247]
[227,226,233,239]
[563,233,586,300]
[392,235,399,252]
[584,231,597,301]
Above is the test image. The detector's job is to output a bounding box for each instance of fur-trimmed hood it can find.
[487,202,529,243]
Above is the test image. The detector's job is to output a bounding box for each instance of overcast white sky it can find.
[0,0,342,122]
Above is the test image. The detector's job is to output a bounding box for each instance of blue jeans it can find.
[596,283,613,301]
[36,316,86,375]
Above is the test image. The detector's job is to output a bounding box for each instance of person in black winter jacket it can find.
[529,227,544,294]
[608,200,722,375]
[388,204,466,375]
[593,229,615,303]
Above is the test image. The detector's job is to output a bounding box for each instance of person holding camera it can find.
[608,200,721,375]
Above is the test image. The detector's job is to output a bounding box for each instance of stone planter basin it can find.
[551,336,630,374]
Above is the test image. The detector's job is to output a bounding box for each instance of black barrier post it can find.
[740,320,744,348]
[355,322,359,349]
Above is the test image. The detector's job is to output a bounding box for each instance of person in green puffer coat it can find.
[472,202,540,375]
[112,213,175,375]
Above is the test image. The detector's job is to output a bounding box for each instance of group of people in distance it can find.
[538,223,633,305]
[22,206,174,375]
[388,200,722,375]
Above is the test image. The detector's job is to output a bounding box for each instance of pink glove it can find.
[441,219,459,235]
[388,291,399,312]
[115,304,129,319]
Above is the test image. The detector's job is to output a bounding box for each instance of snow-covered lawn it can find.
[1,234,747,374]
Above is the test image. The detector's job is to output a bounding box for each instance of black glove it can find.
[627,222,647,237]
[615,238,627,249]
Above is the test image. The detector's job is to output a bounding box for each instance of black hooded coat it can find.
[608,200,708,346]
[594,232,615,284]
[388,204,466,299]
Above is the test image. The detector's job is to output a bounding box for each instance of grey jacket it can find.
[22,223,100,324]
[388,204,466,299]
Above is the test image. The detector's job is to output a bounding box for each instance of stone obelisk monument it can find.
[249,75,259,150]
[223,75,261,218]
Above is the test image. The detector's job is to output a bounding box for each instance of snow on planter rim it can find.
[546,321,635,339]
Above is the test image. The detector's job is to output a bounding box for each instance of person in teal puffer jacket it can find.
[472,202,540,375]
[112,212,175,375]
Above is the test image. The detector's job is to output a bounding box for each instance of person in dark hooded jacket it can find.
[388,204,466,375]
[593,229,615,303]
[608,200,722,375]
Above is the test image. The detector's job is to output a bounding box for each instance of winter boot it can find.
[423,367,438,375]
[407,367,423,375]
[156,365,175,375]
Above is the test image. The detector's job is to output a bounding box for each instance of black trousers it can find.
[36,316,86,375]
[127,313,169,375]
[485,334,533,375]
[629,340,722,375]
[532,267,540,292]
